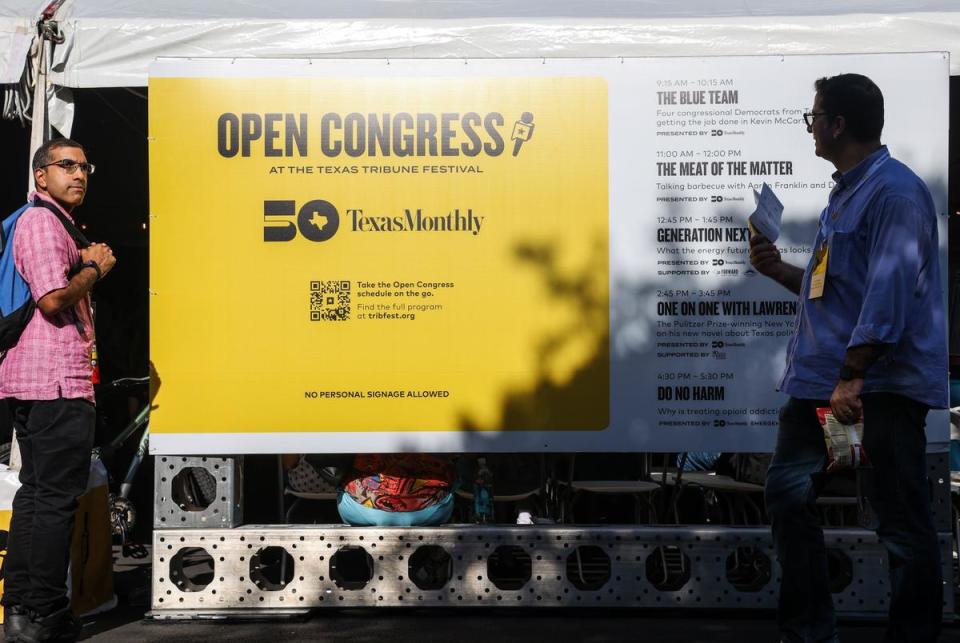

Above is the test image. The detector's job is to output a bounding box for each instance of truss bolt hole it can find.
[567,545,612,591]
[487,545,532,591]
[170,467,218,512]
[169,547,215,593]
[330,546,374,591]
[647,546,691,592]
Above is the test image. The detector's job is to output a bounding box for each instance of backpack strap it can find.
[30,197,91,249]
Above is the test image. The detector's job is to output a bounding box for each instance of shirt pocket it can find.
[826,230,862,285]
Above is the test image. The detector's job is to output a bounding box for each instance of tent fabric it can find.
[0,0,45,21]
[25,1,960,20]
[53,12,960,88]
[0,0,37,84]
[2,1,960,88]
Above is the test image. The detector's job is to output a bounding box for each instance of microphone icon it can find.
[511,112,535,156]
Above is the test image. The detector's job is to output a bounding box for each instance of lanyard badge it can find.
[808,241,829,300]
[89,301,99,384]
[807,150,888,301]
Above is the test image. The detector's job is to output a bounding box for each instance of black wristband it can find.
[838,365,864,381]
[81,260,102,281]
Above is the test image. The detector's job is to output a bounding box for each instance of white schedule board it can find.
[148,53,949,454]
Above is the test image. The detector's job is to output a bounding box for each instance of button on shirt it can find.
[778,146,948,408]
[0,192,95,403]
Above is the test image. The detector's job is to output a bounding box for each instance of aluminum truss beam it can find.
[151,525,954,617]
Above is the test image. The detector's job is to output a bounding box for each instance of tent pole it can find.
[26,21,52,197]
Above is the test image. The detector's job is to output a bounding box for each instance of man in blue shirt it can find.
[751,73,946,643]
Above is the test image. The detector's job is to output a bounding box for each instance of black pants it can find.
[3,398,95,616]
[766,394,941,643]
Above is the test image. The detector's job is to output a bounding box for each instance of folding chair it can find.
[277,455,338,524]
[558,453,660,523]
[652,454,765,524]
[284,487,338,523]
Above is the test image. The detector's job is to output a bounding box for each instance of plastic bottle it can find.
[474,457,494,523]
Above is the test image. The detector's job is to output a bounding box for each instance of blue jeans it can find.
[765,395,941,643]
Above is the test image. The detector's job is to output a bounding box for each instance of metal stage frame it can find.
[148,454,957,619]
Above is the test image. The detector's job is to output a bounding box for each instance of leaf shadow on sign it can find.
[149,359,162,411]
[448,169,950,446]
[451,191,827,447]
[457,235,610,432]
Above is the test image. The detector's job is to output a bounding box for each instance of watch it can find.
[81,260,102,281]
[838,365,863,381]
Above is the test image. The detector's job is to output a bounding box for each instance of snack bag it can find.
[816,407,868,472]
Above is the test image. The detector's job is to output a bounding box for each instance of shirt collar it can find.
[830,145,888,191]
[29,190,76,224]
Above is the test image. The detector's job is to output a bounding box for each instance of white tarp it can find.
[1,1,960,89]
[0,1,37,84]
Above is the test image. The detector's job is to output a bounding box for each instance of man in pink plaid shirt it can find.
[0,138,115,642]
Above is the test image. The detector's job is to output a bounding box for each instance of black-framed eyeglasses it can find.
[40,159,96,175]
[803,111,828,128]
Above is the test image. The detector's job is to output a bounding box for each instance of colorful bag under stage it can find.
[342,454,455,512]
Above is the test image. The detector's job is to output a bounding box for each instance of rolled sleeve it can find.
[13,210,72,303]
[847,195,924,348]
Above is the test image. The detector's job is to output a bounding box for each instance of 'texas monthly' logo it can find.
[263,200,339,242]
[219,111,535,158]
[263,200,484,242]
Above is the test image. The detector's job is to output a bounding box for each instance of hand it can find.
[81,242,116,278]
[749,233,783,278]
[829,378,864,425]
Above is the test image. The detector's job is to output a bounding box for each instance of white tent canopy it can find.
[2,0,960,89]
[0,1,36,85]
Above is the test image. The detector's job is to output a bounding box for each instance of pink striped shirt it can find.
[0,192,95,403]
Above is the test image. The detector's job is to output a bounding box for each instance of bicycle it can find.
[92,376,151,545]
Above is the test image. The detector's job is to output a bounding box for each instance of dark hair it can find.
[814,74,884,143]
[31,138,86,171]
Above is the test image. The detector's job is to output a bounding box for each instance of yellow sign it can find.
[150,75,609,433]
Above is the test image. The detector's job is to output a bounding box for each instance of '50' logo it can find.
[263,200,339,242]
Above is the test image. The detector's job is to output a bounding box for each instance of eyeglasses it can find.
[802,111,828,128]
[40,159,96,175]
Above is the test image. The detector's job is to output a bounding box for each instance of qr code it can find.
[310,281,350,321]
